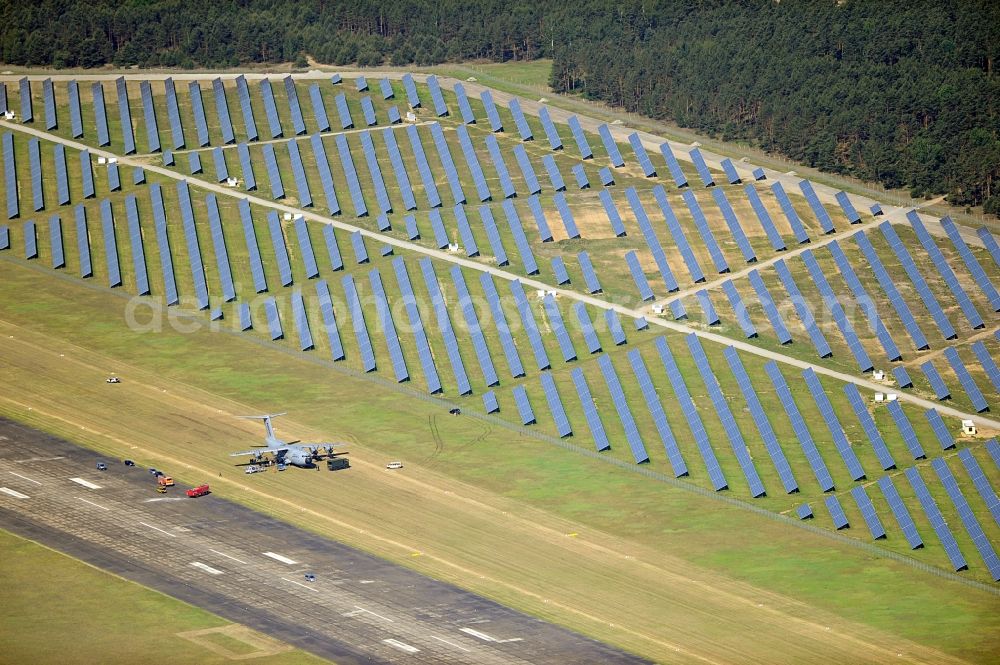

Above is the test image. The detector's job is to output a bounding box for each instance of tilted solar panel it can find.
[976,227,1000,268]
[426,75,449,117]
[335,93,353,129]
[798,180,835,234]
[429,122,466,205]
[53,144,70,206]
[453,83,475,124]
[567,116,593,159]
[368,268,410,383]
[572,164,589,190]
[907,211,984,329]
[175,181,209,309]
[382,128,416,210]
[920,360,951,400]
[313,279,345,361]
[747,269,793,344]
[79,150,95,200]
[482,391,499,413]
[536,106,562,151]
[28,138,44,212]
[308,134,340,214]
[658,143,688,188]
[350,229,369,264]
[478,205,508,266]
[292,216,319,279]
[505,97,532,141]
[511,386,536,425]
[211,78,235,145]
[500,199,539,274]
[877,476,924,549]
[512,144,542,196]
[107,162,120,192]
[843,384,896,470]
[801,249,874,372]
[886,399,927,460]
[802,368,867,480]
[18,78,31,122]
[824,495,850,530]
[124,195,150,295]
[392,258,441,393]
[835,191,861,224]
[940,217,1000,312]
[626,348,688,476]
[597,125,624,168]
[164,78,185,149]
[764,361,834,491]
[100,199,122,287]
[710,188,755,263]
[238,199,268,293]
[454,204,479,257]
[133,167,146,185]
[485,134,516,199]
[262,297,283,340]
[551,256,570,285]
[402,73,421,108]
[235,75,258,142]
[148,185,179,305]
[286,139,313,208]
[204,194,235,302]
[525,194,554,243]
[283,76,306,135]
[541,154,566,192]
[360,96,377,126]
[688,148,714,187]
[553,192,580,239]
[570,368,610,451]
[543,294,577,363]
[92,82,110,147]
[850,485,886,539]
[893,366,913,389]
[627,188,679,292]
[212,147,229,183]
[721,280,757,338]
[683,190,729,273]
[321,225,343,271]
[405,125,442,208]
[341,274,376,372]
[577,251,602,294]
[49,215,65,268]
[931,458,999,580]
[455,124,491,201]
[74,205,91,278]
[188,81,210,147]
[2,134,17,219]
[770,182,809,244]
[480,273,526,378]
[605,309,627,346]
[334,134,367,217]
[261,144,285,199]
[237,143,257,191]
[651,185,704,284]
[289,290,314,351]
[743,184,785,251]
[23,221,37,259]
[510,280,552,371]
[355,76,368,92]
[924,408,955,451]
[388,106,402,124]
[574,303,602,355]
[419,258,471,394]
[450,267,499,387]
[259,79,283,138]
[971,341,1000,392]
[68,80,83,138]
[238,302,252,331]
[480,90,502,132]
[42,78,57,129]
[539,373,572,437]
[624,251,654,302]
[719,158,740,185]
[628,133,655,177]
[773,258,831,357]
[597,354,650,463]
[943,347,988,412]
[957,449,1000,529]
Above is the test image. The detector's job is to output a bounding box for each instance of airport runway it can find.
[0,417,650,665]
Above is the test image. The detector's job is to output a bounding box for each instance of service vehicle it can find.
[96,462,108,471]
[244,465,264,475]
[106,377,121,384]
[186,484,210,498]
[327,458,350,471]
[386,461,403,470]
[157,476,174,487]
[156,486,167,494]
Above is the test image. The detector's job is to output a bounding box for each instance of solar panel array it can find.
[212,78,235,145]
[943,347,988,412]
[455,125,491,201]
[876,476,924,549]
[542,154,566,192]
[74,205,91,278]
[798,180,835,234]
[188,81,210,147]
[176,181,209,309]
[100,199,122,287]
[567,116,592,159]
[924,408,955,451]
[430,122,466,205]
[907,211,983,329]
[624,251,654,302]
[420,258,471,394]
[485,135,516,199]
[124,195,150,295]
[921,361,951,400]
[595,354,648,463]
[597,125,624,167]
[941,217,1000,312]
[771,182,810,244]
[260,79,282,138]
[480,273,525,378]
[92,83,110,147]
[454,204,479,256]
[204,194,235,302]
[368,268,409,383]
[283,76,306,135]
[627,189,678,292]
[149,184,179,305]
[801,249,874,371]
[851,231,927,351]
[164,78,184,149]
[931,458,998,579]
[480,90,503,132]
[843,384,896,471]
[835,191,861,223]
[652,186,703,283]
[479,206,508,266]
[19,78,32,123]
[720,158,740,184]
[765,361,834,491]
[449,267,499,387]
[335,133,367,217]
[382,129,416,211]
[453,83,475,124]
[360,96,377,126]
[880,221,956,340]
[342,274,376,372]
[850,485,886,539]
[235,75,258,142]
[773,258,831,357]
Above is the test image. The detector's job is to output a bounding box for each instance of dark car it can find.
[123,459,135,467]
[304,573,316,582]
[449,408,461,415]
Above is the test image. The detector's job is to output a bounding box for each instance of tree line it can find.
[1,0,996,212]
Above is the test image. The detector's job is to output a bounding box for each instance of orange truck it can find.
[157,476,174,487]
[186,484,210,498]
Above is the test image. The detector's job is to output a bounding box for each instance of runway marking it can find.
[460,627,523,643]
[343,606,394,623]
[430,635,471,652]
[8,471,41,485]
[138,521,177,537]
[281,577,318,591]
[383,639,419,654]
[143,497,187,502]
[262,551,297,565]
[69,477,101,489]
[209,548,248,565]
[77,497,109,511]
[191,562,224,575]
[17,456,64,463]
[0,487,29,499]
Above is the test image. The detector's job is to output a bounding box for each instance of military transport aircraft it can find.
[229,413,347,468]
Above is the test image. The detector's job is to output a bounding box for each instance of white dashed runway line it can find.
[8,471,41,485]
[69,477,101,489]
[262,551,298,564]
[282,577,318,591]
[209,548,248,565]
[344,606,394,622]
[383,638,420,654]
[430,635,471,652]
[138,521,177,537]
[0,487,29,499]
[190,562,224,575]
[461,627,523,643]
[76,497,109,511]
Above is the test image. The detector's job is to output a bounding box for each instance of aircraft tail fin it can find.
[236,412,287,440]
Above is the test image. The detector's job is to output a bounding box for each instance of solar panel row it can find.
[802,368,866,481]
[940,217,1000,312]
[53,144,69,206]
[309,134,340,214]
[49,215,65,269]
[163,78,184,149]
[627,189,679,293]
[100,199,122,287]
[798,180,835,234]
[430,123,466,205]
[313,279,345,361]
[455,125,491,202]
[149,185,179,305]
[843,384,896,471]
[773,258,831,357]
[764,361,834,491]
[235,75,258,142]
[570,368,610,452]
[886,400,927,460]
[597,355,649,463]
[710,189,756,263]
[92,83,110,147]
[420,258,471,394]
[287,139,313,208]
[176,181,209,310]
[453,83,475,124]
[850,232,927,351]
[683,190,729,274]
[188,81,210,147]
[383,129,417,211]
[850,485,886,539]
[931,458,1000,580]
[283,76,306,135]
[260,79,282,138]
[877,476,924,549]
[238,199,268,293]
[771,182,810,244]
[406,125,442,208]
[205,194,236,302]
[907,211,983,329]
[480,273,525,378]
[74,205,91,278]
[450,267,499,387]
[369,268,410,383]
[342,274,376,371]
[943,347,988,412]
[124,195,150,296]
[689,148,714,186]
[652,186,703,283]
[879,221,956,340]
[801,249,874,372]
[743,184,785,251]
[335,134,367,216]
[480,90,502,132]
[212,78,235,145]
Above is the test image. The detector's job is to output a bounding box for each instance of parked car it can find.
[123,459,135,467]
[386,461,403,470]
[96,462,108,471]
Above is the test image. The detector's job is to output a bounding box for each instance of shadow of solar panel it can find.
[48,215,64,268]
[311,279,345,361]
[212,147,229,183]
[176,182,209,309]
[260,79,282,138]
[624,251,654,302]
[482,391,500,414]
[512,386,536,425]
[971,341,1000,392]
[430,123,466,205]
[627,133,655,177]
[334,134,367,216]
[543,294,577,363]
[479,272,525,378]
[849,485,886,539]
[724,347,797,492]
[743,269,790,343]
[485,135,516,199]
[764,361,834,491]
[773,258,830,357]
[920,361,951,400]
[238,199,268,293]
[907,213,984,329]
[456,125,491,202]
[834,191,861,224]
[42,78,56,130]
[450,267,499,387]
[287,140,313,207]
[405,125,442,208]
[17,78,31,122]
[335,93,353,129]
[341,274,376,372]
[596,355,649,463]
[597,125,624,167]
[388,106,401,124]
[91,82,111,147]
[921,408,954,453]
[884,399,926,461]
[802,367,866,480]
[211,78,235,145]
[309,83,332,132]
[931,459,997,579]
[421,209,444,248]
[553,193,580,239]
[494,201,536,275]
[232,144,256,192]
[943,347,988,412]
[53,145,70,206]
[290,291,314,351]
[480,90,502,132]
[261,144,285,199]
[880,221,956,339]
[235,75,258,142]
[203,195,235,302]
[957,449,1000,529]
[315,226,341,274]
[742,184,785,251]
[427,75,449,117]
[687,335,765,497]
[478,206,508,266]
[709,189,754,263]
[512,144,542,197]
[770,181,809,244]
[567,116,592,159]
[824,495,850,530]
[510,280,551,371]
[124,195,150,295]
[369,269,409,383]
[68,80,83,138]
[23,221,37,259]
[447,204,477,257]
[688,148,714,186]
[652,186,703,284]
[149,185,179,305]
[875,476,923,549]
[843,384,895,470]
[654,337,726,487]
[402,74,420,108]
[283,76,306,135]
[308,134,340,214]
[626,348,688,475]
[452,83,475,124]
[99,200,122,287]
[683,190,728,273]
[801,249,873,371]
[379,77,393,100]
[74,206,92,278]
[798,180,834,234]
[28,138,44,212]
[941,219,1000,312]
[2,134,17,219]
[420,258,471,394]
[541,154,566,192]
[187,81,210,147]
[261,297,283,340]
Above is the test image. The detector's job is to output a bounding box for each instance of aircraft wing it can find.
[229,448,287,457]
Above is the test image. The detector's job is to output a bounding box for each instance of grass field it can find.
[1,72,999,663]
[0,530,326,665]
